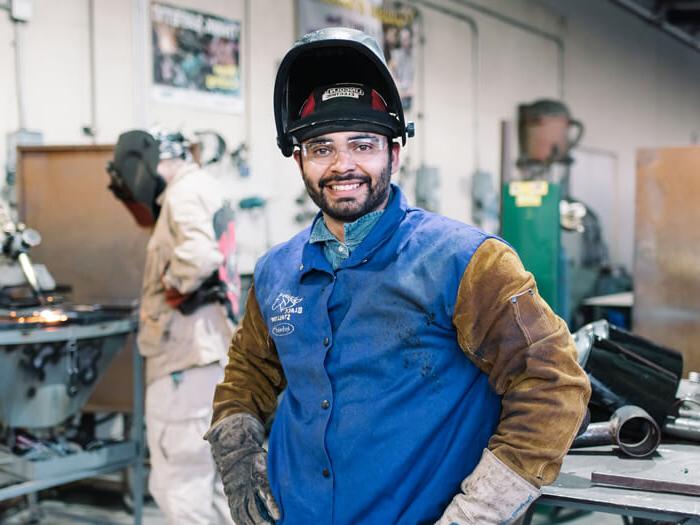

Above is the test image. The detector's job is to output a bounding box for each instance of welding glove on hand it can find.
[205,412,281,525]
[435,449,541,525]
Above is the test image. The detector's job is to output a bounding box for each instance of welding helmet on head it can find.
[274,27,415,157]
[106,129,191,227]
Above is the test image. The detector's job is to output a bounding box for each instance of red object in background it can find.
[518,99,584,164]
[164,287,189,309]
[213,201,241,320]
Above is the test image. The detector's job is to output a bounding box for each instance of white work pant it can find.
[145,364,233,525]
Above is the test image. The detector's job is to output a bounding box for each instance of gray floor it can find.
[0,493,631,525]
[1,499,165,525]
[0,483,166,525]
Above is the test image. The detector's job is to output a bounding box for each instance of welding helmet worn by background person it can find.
[274,27,415,157]
[107,129,191,227]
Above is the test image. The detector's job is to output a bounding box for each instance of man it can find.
[109,129,239,524]
[206,28,590,525]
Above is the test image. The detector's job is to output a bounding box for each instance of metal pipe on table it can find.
[664,417,700,442]
[572,405,661,458]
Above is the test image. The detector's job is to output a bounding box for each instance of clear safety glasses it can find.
[300,136,388,166]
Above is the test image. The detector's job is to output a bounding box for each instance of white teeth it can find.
[331,183,361,191]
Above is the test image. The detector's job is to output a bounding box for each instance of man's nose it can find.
[330,148,357,171]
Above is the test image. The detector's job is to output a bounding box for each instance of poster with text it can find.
[151,3,242,113]
[297,0,418,110]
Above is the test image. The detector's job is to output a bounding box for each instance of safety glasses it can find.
[300,135,388,166]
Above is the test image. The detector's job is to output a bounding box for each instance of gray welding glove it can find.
[205,412,281,525]
[435,449,541,525]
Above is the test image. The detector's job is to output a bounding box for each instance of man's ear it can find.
[293,149,303,174]
[390,143,400,175]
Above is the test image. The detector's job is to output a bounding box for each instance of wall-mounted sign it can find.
[509,181,549,207]
[297,0,418,110]
[151,3,242,113]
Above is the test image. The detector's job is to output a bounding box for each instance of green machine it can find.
[501,180,562,313]
[500,100,584,319]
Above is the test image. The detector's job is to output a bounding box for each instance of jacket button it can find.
[321,399,330,409]
[323,337,330,346]
[322,468,330,478]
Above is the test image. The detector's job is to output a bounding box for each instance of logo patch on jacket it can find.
[272,323,295,337]
[272,293,303,312]
[270,293,304,335]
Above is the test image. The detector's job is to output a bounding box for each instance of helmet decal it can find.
[273,27,414,157]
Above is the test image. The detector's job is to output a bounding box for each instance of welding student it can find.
[206,28,591,525]
[108,130,239,524]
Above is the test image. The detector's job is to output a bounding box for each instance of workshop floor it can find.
[0,484,166,525]
[0,495,628,525]
[529,507,624,524]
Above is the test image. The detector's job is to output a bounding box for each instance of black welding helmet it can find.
[107,129,190,226]
[274,27,414,157]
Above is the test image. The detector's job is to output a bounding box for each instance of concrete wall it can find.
[1,0,699,272]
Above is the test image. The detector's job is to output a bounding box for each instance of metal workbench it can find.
[0,330,145,524]
[524,443,700,523]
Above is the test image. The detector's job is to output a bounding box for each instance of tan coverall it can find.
[138,163,235,525]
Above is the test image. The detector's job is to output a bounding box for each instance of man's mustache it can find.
[319,174,371,188]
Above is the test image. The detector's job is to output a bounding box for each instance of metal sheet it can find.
[541,444,700,520]
[17,145,150,304]
[591,471,700,497]
[634,147,700,376]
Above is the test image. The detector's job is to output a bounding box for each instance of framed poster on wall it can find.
[151,2,243,113]
[297,0,418,110]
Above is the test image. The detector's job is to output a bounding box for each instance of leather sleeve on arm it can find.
[211,281,287,426]
[453,238,591,487]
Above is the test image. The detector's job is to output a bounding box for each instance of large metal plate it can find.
[17,145,150,304]
[634,147,700,377]
[16,145,149,411]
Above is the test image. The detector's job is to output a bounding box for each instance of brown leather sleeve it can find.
[211,282,287,426]
[453,238,591,487]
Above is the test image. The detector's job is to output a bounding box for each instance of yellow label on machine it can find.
[508,181,549,207]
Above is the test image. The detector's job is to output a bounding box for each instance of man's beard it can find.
[303,158,392,223]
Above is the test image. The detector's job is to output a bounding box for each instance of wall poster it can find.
[151,3,242,113]
[297,0,418,110]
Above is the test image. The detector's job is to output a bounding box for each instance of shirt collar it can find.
[309,209,385,247]
[300,184,408,277]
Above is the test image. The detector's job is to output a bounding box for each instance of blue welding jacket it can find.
[253,185,501,524]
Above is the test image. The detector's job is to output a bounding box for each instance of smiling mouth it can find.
[330,182,362,192]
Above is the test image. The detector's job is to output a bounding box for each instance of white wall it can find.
[1,0,699,272]
[544,0,700,268]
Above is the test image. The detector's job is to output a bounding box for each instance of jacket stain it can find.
[404,350,438,381]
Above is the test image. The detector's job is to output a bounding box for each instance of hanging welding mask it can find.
[107,130,164,227]
[274,27,415,157]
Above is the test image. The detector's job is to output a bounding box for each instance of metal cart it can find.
[0,318,145,524]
